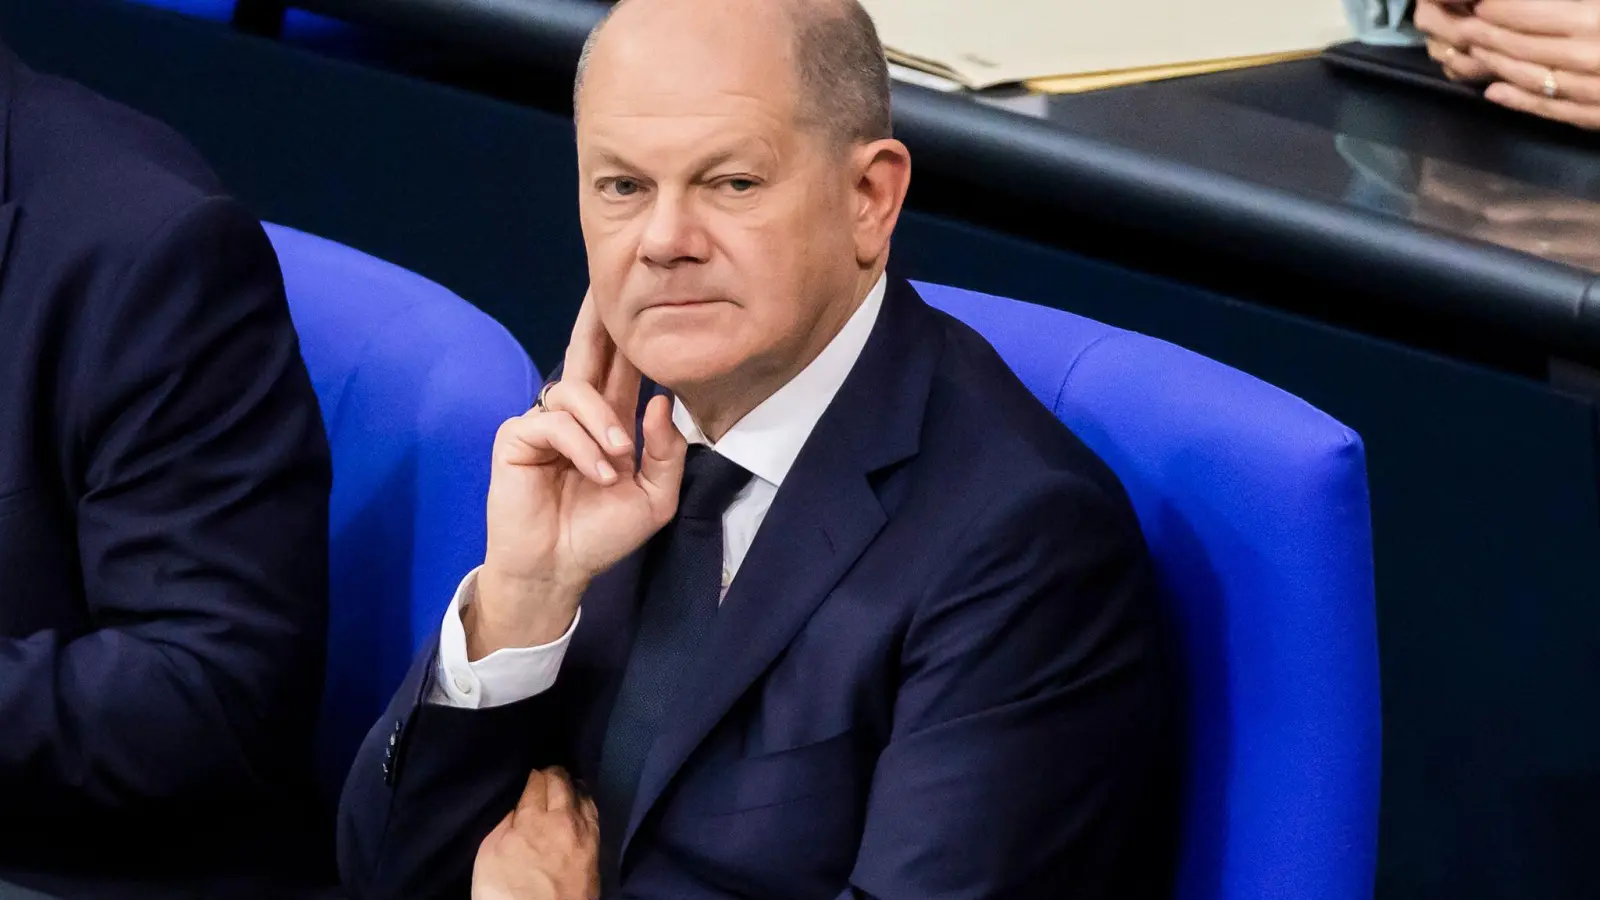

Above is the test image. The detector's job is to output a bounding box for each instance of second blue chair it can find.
[920,281,1382,900]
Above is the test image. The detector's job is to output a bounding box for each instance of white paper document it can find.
[862,0,1354,88]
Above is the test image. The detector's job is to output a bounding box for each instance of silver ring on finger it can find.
[1544,69,1561,100]
[534,379,560,412]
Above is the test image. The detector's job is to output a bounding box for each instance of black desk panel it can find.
[1,2,1596,899]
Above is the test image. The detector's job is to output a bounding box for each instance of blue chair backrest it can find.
[265,223,540,798]
[918,282,1380,900]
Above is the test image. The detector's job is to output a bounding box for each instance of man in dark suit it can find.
[0,40,332,893]
[339,0,1176,897]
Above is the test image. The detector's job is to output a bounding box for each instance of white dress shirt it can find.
[432,274,888,708]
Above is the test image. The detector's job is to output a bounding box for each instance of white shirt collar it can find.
[671,273,887,487]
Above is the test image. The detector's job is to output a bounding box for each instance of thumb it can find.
[636,394,686,522]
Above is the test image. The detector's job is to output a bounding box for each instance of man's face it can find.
[575,3,865,396]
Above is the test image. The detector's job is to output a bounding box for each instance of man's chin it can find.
[630,348,742,395]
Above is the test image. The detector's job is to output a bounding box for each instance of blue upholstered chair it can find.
[919,281,1381,900]
[265,223,540,797]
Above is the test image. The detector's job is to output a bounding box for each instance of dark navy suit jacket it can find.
[0,45,332,887]
[339,278,1177,899]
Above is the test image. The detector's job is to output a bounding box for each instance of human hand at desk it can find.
[469,290,687,659]
[1452,0,1600,129]
[474,767,602,900]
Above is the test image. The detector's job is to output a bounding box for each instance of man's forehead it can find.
[579,51,800,153]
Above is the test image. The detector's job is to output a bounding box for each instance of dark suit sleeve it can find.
[0,198,330,816]
[844,474,1176,900]
[338,641,574,900]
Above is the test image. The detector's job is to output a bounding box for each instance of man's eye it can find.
[723,178,757,193]
[605,178,641,197]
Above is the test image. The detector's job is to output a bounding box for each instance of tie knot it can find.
[677,445,752,520]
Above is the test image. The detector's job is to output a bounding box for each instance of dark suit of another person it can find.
[0,45,333,891]
[340,276,1178,899]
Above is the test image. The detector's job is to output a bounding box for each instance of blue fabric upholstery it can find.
[265,223,540,797]
[918,281,1381,900]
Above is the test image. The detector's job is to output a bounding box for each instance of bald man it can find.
[337,1,1177,898]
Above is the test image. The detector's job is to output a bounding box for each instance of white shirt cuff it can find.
[429,567,580,709]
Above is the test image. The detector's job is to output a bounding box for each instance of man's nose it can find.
[638,190,710,268]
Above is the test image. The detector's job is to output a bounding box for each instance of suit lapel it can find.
[621,278,941,858]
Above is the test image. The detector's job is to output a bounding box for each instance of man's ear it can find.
[851,139,912,268]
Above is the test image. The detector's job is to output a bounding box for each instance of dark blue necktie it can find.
[595,445,752,891]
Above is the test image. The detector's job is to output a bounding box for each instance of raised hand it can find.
[468,291,687,659]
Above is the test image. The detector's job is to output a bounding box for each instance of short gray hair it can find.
[574,0,893,146]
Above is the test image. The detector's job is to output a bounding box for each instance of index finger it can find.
[1474,0,1600,37]
[563,288,612,386]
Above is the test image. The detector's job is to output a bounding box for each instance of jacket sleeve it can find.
[0,197,331,819]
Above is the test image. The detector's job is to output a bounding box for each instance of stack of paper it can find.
[862,0,1353,93]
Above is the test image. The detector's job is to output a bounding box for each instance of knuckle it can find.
[554,377,591,402]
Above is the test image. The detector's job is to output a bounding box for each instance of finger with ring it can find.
[535,379,559,411]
